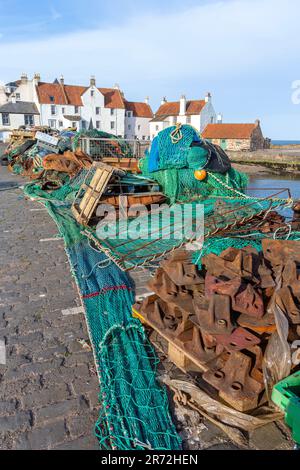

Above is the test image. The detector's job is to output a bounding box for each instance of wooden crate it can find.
[71,162,115,226]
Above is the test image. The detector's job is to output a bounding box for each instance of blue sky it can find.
[0,0,299,139]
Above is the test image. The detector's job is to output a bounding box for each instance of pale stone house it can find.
[0,99,40,141]
[149,93,217,139]
[5,74,153,139]
[202,120,266,151]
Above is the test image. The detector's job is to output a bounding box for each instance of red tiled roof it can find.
[202,123,257,139]
[156,99,206,116]
[36,83,126,108]
[125,101,153,118]
[64,85,87,106]
[36,82,72,105]
[98,88,125,109]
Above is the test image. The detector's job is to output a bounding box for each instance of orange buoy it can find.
[194,169,207,181]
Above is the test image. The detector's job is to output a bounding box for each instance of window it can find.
[49,96,55,103]
[59,121,63,127]
[48,119,56,129]
[173,116,177,124]
[96,107,100,115]
[142,136,145,140]
[110,121,115,130]
[81,121,87,130]
[16,93,21,100]
[126,111,133,117]
[128,124,131,130]
[72,122,77,128]
[186,116,191,124]
[62,107,65,114]
[2,113,10,126]
[110,109,115,116]
[124,134,127,138]
[155,125,159,131]
[147,136,150,140]
[91,90,94,97]
[96,121,101,129]
[211,116,214,123]
[51,105,56,115]
[24,114,34,126]
[74,106,79,114]
[138,125,141,131]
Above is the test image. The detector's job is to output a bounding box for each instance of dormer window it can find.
[50,96,55,102]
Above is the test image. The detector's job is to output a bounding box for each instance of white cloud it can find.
[0,0,298,95]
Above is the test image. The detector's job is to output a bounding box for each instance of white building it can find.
[0,98,40,141]
[6,74,153,139]
[150,93,217,139]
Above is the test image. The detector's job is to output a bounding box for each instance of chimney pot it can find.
[179,94,187,115]
[161,96,167,105]
[60,75,64,85]
[21,73,28,83]
[205,92,211,103]
[145,96,149,104]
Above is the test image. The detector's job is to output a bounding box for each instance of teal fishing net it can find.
[23,179,182,451]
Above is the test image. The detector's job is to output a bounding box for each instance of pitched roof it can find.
[98,88,126,109]
[64,85,87,106]
[0,101,39,114]
[202,123,257,139]
[125,101,153,118]
[155,99,206,117]
[36,82,133,109]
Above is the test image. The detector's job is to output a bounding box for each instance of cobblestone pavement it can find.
[0,166,99,450]
[0,162,293,451]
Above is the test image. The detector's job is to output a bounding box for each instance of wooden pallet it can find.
[71,162,115,226]
[132,303,209,374]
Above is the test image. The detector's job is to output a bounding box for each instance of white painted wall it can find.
[125,115,151,140]
[39,103,81,130]
[0,86,7,106]
[150,99,217,139]
[0,112,40,130]
[199,100,216,132]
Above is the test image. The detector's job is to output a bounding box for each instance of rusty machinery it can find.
[134,240,300,412]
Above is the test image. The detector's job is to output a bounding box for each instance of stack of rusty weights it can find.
[134,238,300,412]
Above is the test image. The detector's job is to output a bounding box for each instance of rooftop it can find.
[0,101,40,115]
[202,123,259,139]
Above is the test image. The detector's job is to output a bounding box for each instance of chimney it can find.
[90,75,96,87]
[161,96,167,105]
[217,113,223,123]
[21,73,28,84]
[179,94,186,115]
[145,96,149,105]
[114,83,120,90]
[255,119,260,126]
[60,75,64,85]
[205,92,211,103]
[33,73,41,85]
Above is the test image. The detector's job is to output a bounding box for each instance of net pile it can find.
[24,178,181,450]
[21,124,299,449]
